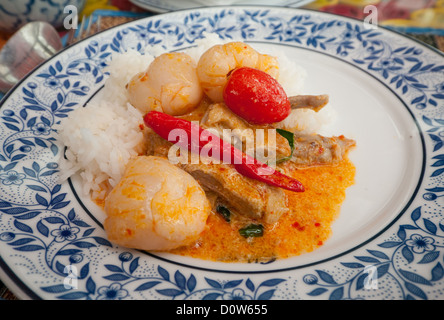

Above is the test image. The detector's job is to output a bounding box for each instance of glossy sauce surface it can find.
[170,157,356,262]
[99,100,356,263]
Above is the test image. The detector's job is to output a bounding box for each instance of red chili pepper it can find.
[143,111,304,192]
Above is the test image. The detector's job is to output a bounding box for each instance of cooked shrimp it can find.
[104,156,210,251]
[126,52,203,116]
[256,53,279,80]
[197,42,280,102]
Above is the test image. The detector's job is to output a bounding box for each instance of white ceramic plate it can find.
[129,0,315,13]
[0,7,443,300]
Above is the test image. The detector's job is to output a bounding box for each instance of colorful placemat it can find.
[305,0,444,35]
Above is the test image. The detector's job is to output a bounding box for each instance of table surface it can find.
[0,2,443,300]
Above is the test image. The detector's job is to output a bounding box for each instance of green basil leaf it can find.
[239,224,264,238]
[216,205,231,223]
[276,128,295,164]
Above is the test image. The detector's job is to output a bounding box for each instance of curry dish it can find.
[147,99,356,263]
[79,41,357,263]
[172,159,355,262]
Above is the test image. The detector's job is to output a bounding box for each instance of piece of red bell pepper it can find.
[143,111,304,192]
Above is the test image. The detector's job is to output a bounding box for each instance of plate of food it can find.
[0,6,443,300]
[129,0,315,13]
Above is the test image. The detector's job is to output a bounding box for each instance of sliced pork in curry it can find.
[143,100,355,227]
[144,128,289,224]
[200,103,292,160]
[200,102,355,167]
[289,94,330,112]
[291,133,355,166]
[181,161,289,224]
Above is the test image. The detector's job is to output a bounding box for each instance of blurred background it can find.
[1,0,443,52]
[0,0,443,97]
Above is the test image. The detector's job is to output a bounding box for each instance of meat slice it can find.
[181,161,289,224]
[201,103,291,160]
[291,133,356,166]
[289,94,329,112]
[142,101,355,224]
[200,102,355,167]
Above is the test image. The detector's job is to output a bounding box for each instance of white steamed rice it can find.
[55,32,336,200]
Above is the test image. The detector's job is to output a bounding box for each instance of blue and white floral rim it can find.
[0,7,443,300]
[129,0,315,13]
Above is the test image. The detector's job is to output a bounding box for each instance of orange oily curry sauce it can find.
[136,99,357,262]
[98,99,356,262]
[169,156,356,263]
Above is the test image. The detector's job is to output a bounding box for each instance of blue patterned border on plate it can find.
[129,0,315,13]
[0,7,443,300]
